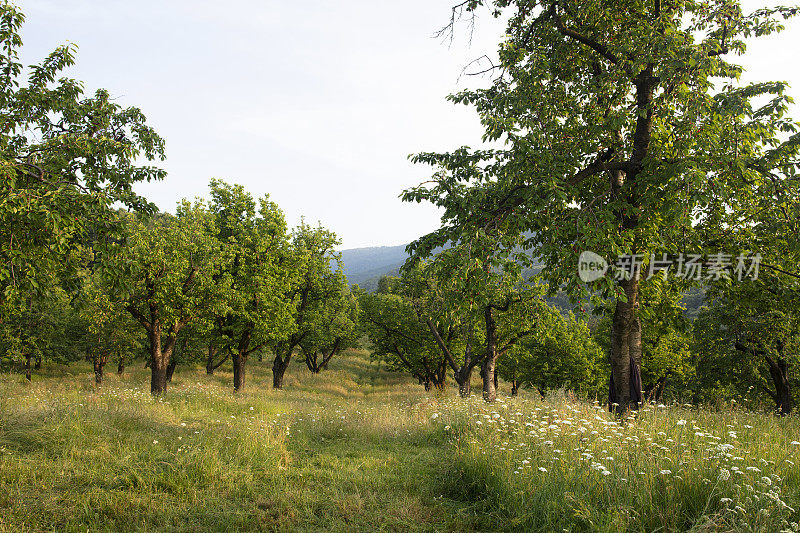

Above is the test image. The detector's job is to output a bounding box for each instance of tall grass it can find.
[1,351,798,531]
[430,393,800,532]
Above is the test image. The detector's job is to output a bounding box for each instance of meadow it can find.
[1,350,798,532]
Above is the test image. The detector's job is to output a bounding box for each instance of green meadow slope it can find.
[1,351,798,532]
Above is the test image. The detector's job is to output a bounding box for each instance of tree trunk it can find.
[609,276,643,415]
[117,355,125,375]
[766,354,792,415]
[233,352,247,391]
[455,331,475,398]
[150,327,174,396]
[305,351,319,373]
[511,380,519,396]
[272,353,290,389]
[151,358,168,395]
[457,368,472,398]
[232,331,252,391]
[25,355,32,382]
[166,359,177,383]
[481,306,498,402]
[481,358,497,402]
[206,347,229,375]
[206,346,217,375]
[93,355,105,385]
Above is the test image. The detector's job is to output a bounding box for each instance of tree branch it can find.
[567,149,628,186]
[552,2,619,65]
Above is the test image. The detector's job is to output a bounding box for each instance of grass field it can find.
[1,350,799,532]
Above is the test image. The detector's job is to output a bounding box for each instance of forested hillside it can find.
[338,244,408,291]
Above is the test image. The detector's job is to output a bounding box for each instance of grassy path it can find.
[0,350,474,532]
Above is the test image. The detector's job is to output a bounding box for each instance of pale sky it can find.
[17,1,800,249]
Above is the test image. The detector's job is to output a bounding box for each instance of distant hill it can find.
[339,244,410,292]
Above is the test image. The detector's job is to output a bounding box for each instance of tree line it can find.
[2,0,799,414]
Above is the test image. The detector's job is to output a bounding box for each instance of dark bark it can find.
[481,306,498,402]
[206,346,217,374]
[765,354,792,415]
[93,356,106,385]
[127,273,191,395]
[232,331,253,391]
[456,330,477,398]
[25,355,32,382]
[148,325,178,396]
[509,364,519,396]
[434,357,448,390]
[419,355,448,392]
[117,355,125,375]
[272,353,290,389]
[734,342,793,416]
[166,359,177,383]
[609,276,643,415]
[305,352,321,374]
[425,317,480,397]
[151,361,167,394]
[304,338,342,374]
[233,352,247,391]
[206,346,228,375]
[458,370,473,398]
[606,64,656,417]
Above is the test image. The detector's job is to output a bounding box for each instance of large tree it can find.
[207,180,295,391]
[107,204,231,395]
[300,288,358,374]
[404,0,800,414]
[77,273,143,385]
[694,277,799,415]
[401,234,542,401]
[270,223,348,389]
[358,278,454,391]
[0,3,165,369]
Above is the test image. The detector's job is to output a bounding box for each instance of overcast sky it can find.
[17,1,800,249]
